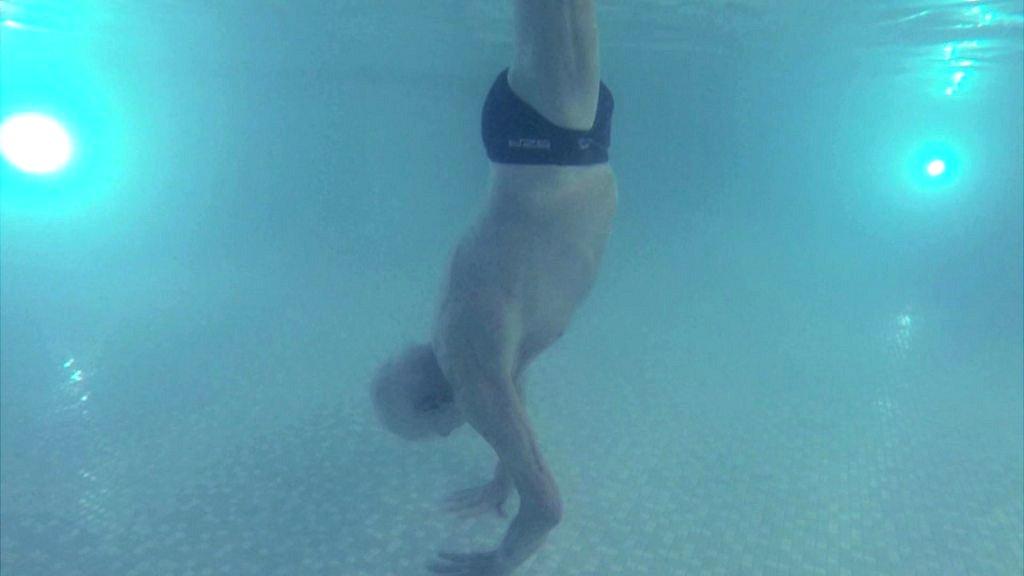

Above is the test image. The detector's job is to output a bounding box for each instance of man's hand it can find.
[427,550,511,576]
[443,470,513,518]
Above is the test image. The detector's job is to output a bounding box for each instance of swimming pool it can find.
[1,1,1021,574]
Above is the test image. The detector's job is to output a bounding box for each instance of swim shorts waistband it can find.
[481,69,614,166]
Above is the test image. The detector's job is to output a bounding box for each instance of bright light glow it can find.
[952,71,965,83]
[0,113,74,174]
[906,140,963,194]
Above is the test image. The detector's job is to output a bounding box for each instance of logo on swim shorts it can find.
[509,138,551,150]
[578,137,593,150]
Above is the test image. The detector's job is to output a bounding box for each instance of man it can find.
[372,2,617,574]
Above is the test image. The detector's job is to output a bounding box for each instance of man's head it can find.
[371,343,464,441]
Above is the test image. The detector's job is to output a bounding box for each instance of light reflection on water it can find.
[3,1,1021,54]
[2,1,1019,102]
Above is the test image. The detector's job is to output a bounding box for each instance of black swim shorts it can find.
[481,69,614,166]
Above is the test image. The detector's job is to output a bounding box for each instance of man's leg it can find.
[509,0,601,130]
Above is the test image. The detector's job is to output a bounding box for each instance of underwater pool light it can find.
[905,140,964,194]
[0,112,74,174]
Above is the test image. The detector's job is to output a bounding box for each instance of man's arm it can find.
[464,375,563,570]
[429,344,561,575]
[509,0,601,130]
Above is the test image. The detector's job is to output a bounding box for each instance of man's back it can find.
[435,162,617,380]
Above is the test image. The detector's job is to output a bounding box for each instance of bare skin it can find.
[429,2,617,574]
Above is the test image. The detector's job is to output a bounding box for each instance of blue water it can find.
[1,1,1022,575]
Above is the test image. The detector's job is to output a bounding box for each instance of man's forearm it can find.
[497,503,561,570]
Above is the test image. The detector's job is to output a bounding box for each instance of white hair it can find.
[370,343,449,441]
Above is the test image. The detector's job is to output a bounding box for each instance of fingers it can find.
[442,493,484,517]
[426,560,466,575]
[439,551,491,563]
[443,487,480,508]
[441,485,508,518]
[427,551,496,575]
[427,562,467,575]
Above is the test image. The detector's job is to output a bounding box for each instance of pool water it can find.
[1,1,1022,574]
